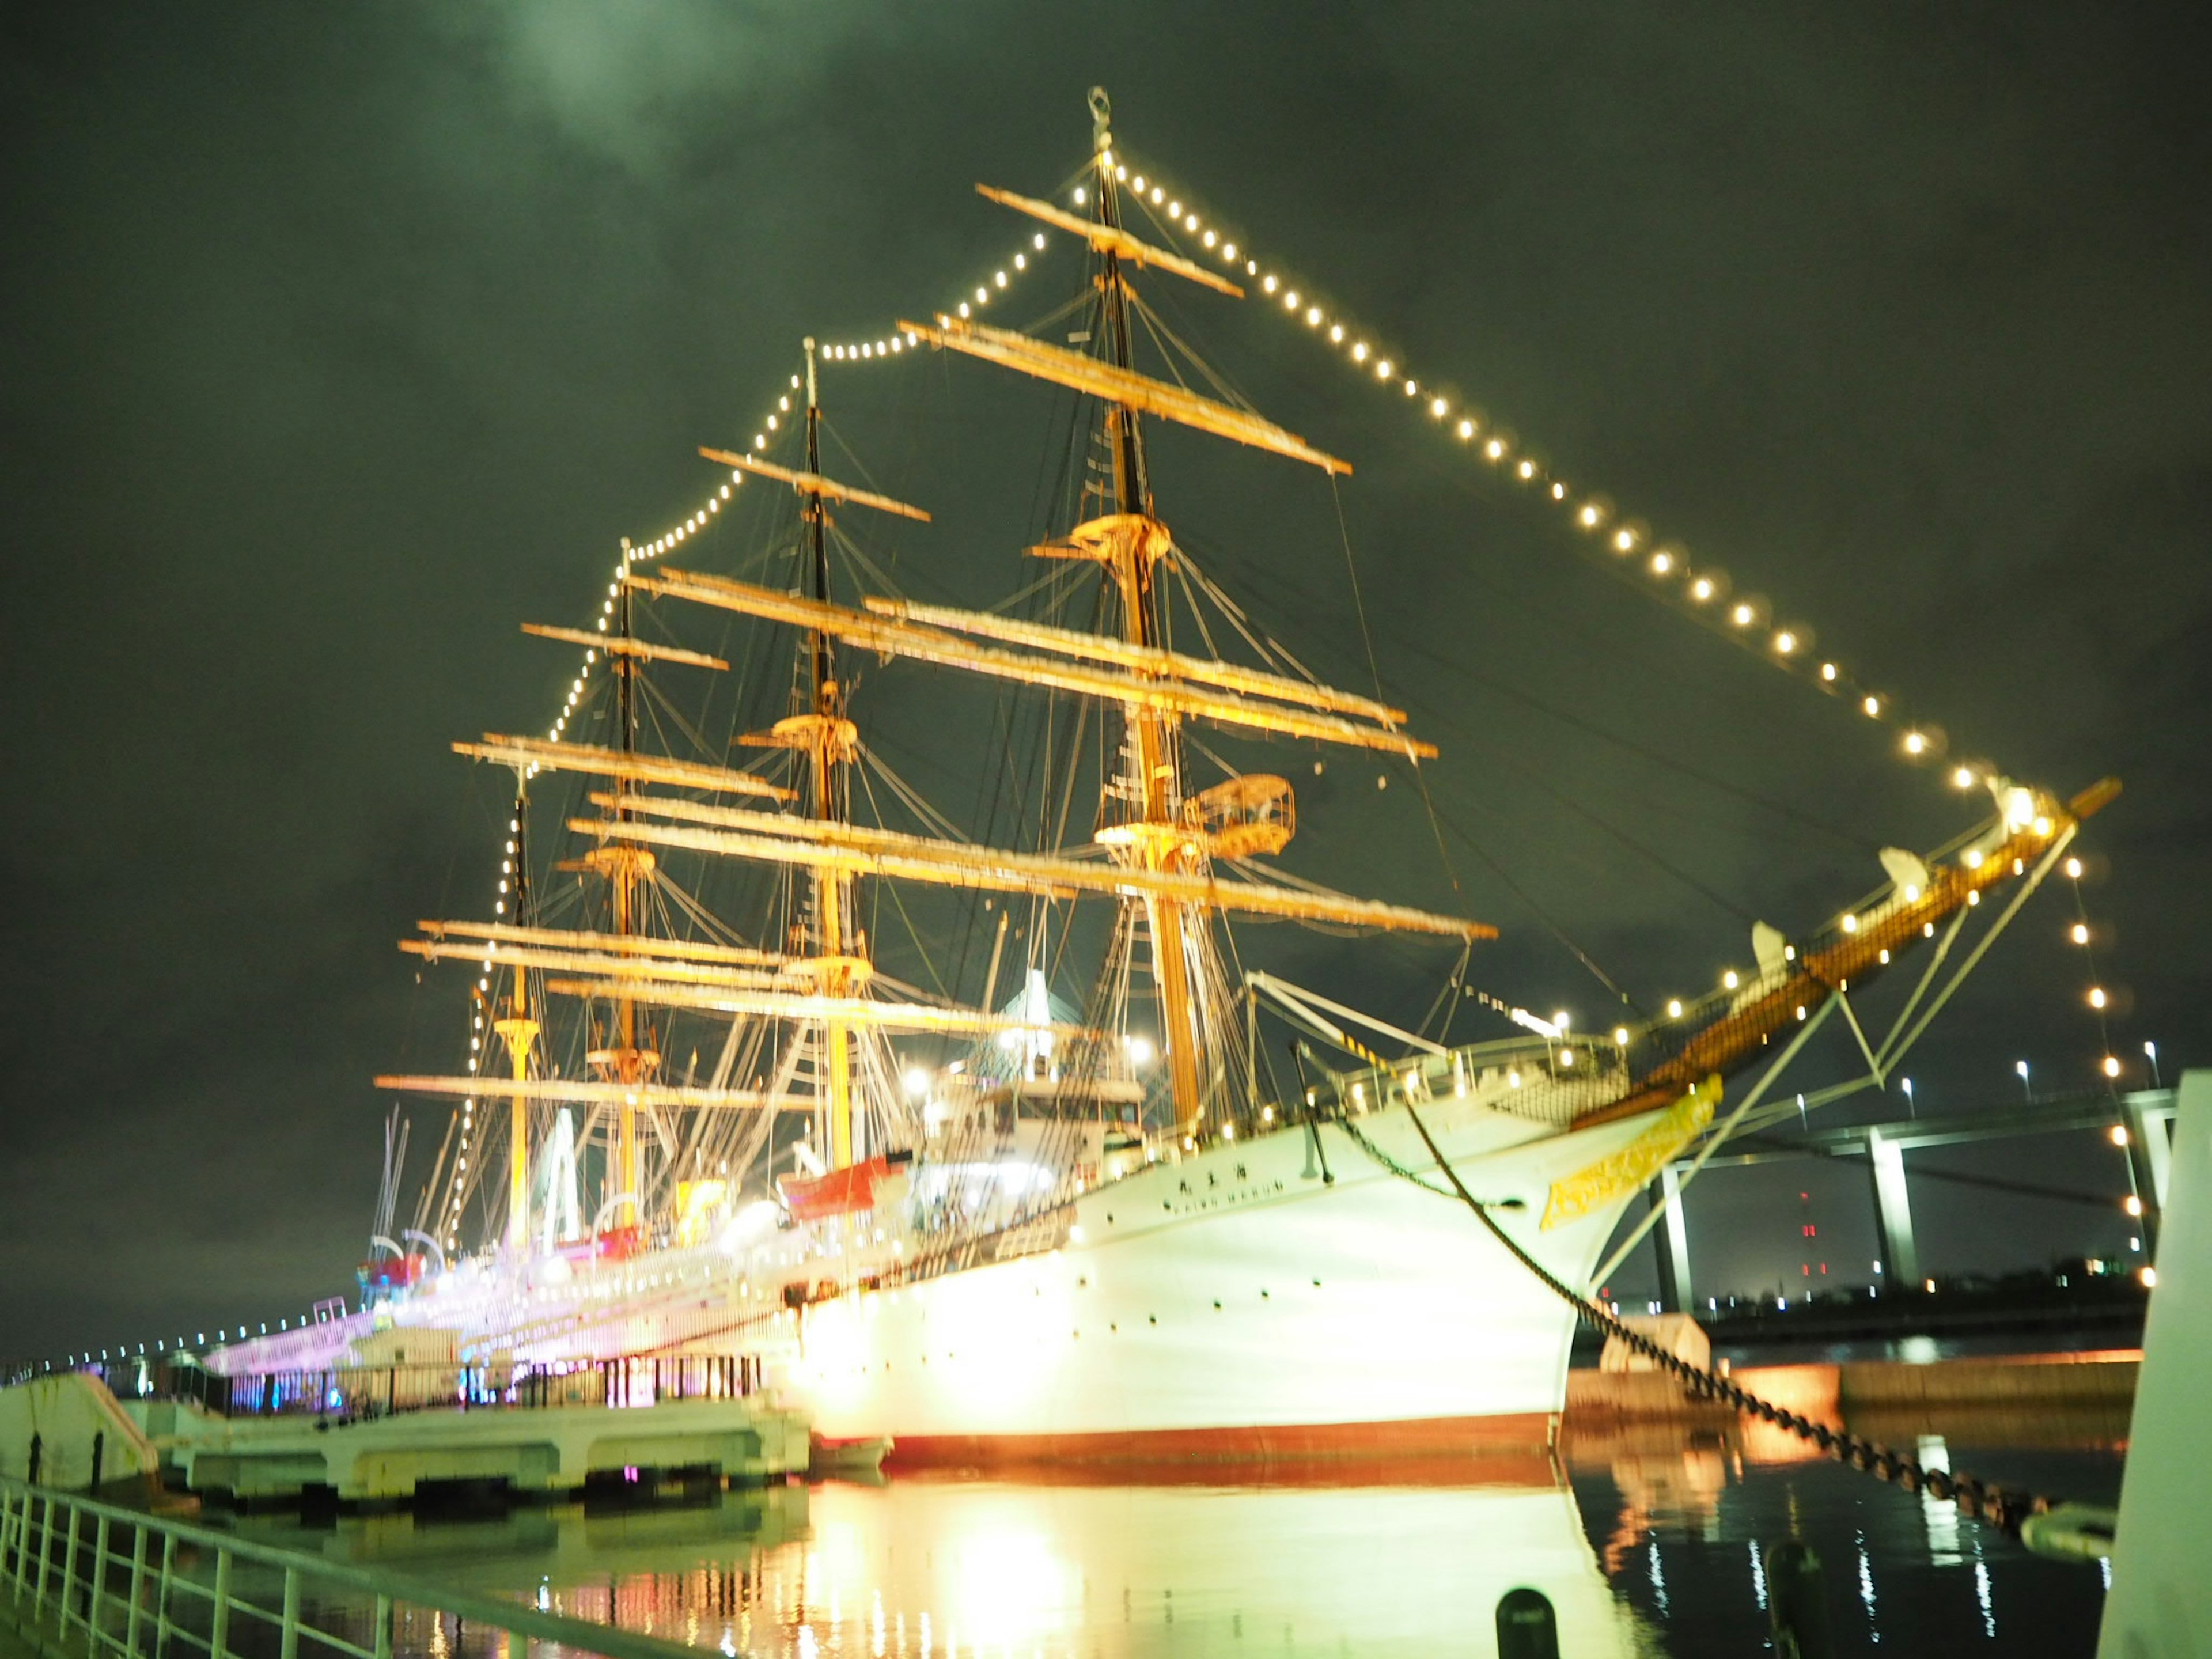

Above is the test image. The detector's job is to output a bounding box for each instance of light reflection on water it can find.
[214,1409,2122,1658]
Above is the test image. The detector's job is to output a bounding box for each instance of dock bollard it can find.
[1494,1586,1559,1659]
[1766,1541,1833,1659]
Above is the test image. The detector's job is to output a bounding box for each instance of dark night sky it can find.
[5,3,2209,1361]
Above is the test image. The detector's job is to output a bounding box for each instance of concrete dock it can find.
[1563,1347,2141,1427]
[5,1370,812,1505]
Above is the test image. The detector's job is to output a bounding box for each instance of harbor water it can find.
[193,1403,2123,1658]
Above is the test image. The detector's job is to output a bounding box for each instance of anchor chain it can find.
[1355,1102,2062,1537]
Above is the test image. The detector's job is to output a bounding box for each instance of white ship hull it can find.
[213,1092,1666,1467]
[775,1094,1664,1461]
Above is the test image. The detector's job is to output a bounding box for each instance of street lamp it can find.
[2143,1040,2161,1088]
[2015,1059,2031,1103]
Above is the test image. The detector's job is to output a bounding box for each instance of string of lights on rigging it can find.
[430,149,2144,1252]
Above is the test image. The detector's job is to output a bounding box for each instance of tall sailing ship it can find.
[217,93,2112,1461]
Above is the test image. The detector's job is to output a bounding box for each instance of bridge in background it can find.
[1635,1086,2177,1313]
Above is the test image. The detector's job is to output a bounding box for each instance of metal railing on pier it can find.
[158,1354,760,1423]
[0,1474,725,1659]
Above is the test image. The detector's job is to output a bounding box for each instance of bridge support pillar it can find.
[1867,1126,1920,1291]
[1646,1166,1693,1313]
[2123,1096,2170,1253]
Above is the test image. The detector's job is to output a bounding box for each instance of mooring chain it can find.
[1350,1104,2058,1536]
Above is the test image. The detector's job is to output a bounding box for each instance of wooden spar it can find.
[901,317,1351,476]
[417,918,793,969]
[538,977,1104,1037]
[630,569,1433,756]
[521,623,728,671]
[1575,778,2123,1131]
[699,448,933,522]
[571,802,1495,940]
[400,935,788,991]
[455,734,796,800]
[974,184,1245,298]
[863,589,1408,728]
[374,1074,813,1112]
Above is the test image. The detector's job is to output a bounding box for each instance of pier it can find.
[3,1359,810,1508]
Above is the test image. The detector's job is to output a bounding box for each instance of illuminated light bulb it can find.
[1904,884,1921,902]
[1578,505,1601,528]
[1722,969,1740,990]
[778,396,790,412]
[2070,922,2090,945]
[1691,578,1714,602]
[1013,253,1026,270]
[1167,199,1181,217]
[1840,913,1858,933]
[889,336,902,352]
[1862,695,1881,718]
[1199,226,1217,248]
[1488,440,1508,461]
[1517,460,1536,479]
[1666,999,1684,1018]
[1559,1048,1575,1067]
[1878,949,1891,963]
[1351,342,1369,362]
[1404,379,1419,396]
[1903,730,1926,755]
[2065,856,2084,880]
[1729,603,1753,626]
[994,270,1007,289]
[2143,1266,2158,1288]
[1222,242,1237,259]
[1776,631,1800,654]
[1963,848,1984,868]
[1073,186,1088,205]
[1376,359,1394,379]
[1612,528,1636,552]
[1550,481,1566,499]
[1613,1027,1630,1046]
[975,286,988,304]
[1131,174,1147,192]
[1306,306,1323,325]
[957,302,971,318]
[1456,419,1475,439]
[1650,551,1675,575]
[905,329,918,345]
[2089,986,2108,1009]
[1328,323,1344,342]
[1185,214,1199,232]
[2033,815,2052,836]
[1263,274,1278,294]
[1150,186,1164,204]
[765,415,778,431]
[753,434,766,450]
[1924,921,1936,937]
[1554,1011,1571,1031]
[1431,397,1449,418]
[1967,890,1981,906]
[1283,290,1300,308]
[2111,1124,2130,1147]
[2105,1056,2124,1080]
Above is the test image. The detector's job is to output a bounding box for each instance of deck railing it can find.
[0,1474,719,1659]
[156,1354,760,1422]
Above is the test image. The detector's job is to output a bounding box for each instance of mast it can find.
[800,338,863,1168]
[585,538,656,1230]
[1088,89,1205,1134]
[494,786,537,1251]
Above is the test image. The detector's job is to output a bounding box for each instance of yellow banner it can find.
[1540,1075,1720,1231]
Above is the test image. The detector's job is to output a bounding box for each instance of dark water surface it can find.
[210,1411,2123,1657]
